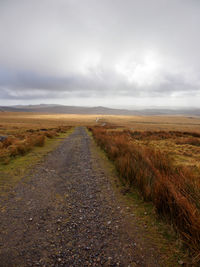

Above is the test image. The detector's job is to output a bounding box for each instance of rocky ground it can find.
[0,127,161,266]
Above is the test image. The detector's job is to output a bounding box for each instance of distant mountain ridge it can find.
[0,104,200,116]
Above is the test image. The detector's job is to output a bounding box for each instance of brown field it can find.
[0,112,75,164]
[1,112,200,171]
[1,112,200,132]
[97,114,200,131]
[1,112,200,262]
[0,113,98,134]
[1,111,200,169]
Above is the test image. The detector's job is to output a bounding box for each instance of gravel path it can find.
[0,127,161,267]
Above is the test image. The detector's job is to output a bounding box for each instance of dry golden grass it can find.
[125,131,200,168]
[0,127,71,164]
[102,115,200,131]
[0,112,98,135]
[1,111,200,167]
[0,112,74,164]
[89,126,200,263]
[1,112,200,134]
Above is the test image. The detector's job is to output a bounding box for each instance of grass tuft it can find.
[0,126,71,164]
[88,126,200,263]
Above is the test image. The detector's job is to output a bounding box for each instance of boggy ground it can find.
[0,127,166,266]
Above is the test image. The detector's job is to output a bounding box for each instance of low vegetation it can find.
[1,112,200,262]
[0,126,71,164]
[89,126,200,263]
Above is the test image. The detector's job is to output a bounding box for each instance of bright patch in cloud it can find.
[115,51,162,86]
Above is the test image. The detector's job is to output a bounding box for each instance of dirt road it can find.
[0,127,161,266]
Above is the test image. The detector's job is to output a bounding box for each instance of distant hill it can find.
[0,104,200,116]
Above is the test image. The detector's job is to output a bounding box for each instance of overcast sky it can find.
[0,0,200,108]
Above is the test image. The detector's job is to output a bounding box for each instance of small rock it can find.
[0,136,7,142]
[29,218,33,221]
[107,221,111,225]
[178,260,184,265]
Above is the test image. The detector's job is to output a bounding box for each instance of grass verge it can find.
[0,128,74,195]
[88,127,197,266]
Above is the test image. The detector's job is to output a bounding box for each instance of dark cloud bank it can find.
[0,0,200,108]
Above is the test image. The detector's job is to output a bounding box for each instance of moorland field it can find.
[0,112,200,263]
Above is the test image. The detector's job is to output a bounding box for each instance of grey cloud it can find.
[0,0,200,107]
